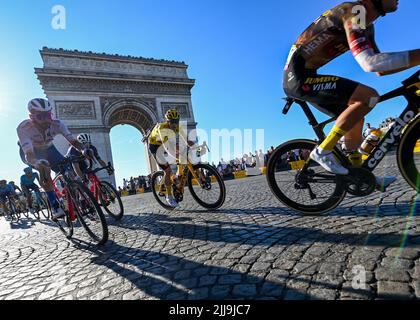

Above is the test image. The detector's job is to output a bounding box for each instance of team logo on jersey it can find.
[302,84,311,92]
[304,76,340,84]
[302,33,334,56]
[287,72,295,82]
[313,82,337,91]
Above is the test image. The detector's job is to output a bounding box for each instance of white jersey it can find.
[17,119,74,153]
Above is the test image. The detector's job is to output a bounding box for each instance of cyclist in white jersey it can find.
[17,98,88,219]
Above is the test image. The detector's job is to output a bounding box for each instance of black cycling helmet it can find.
[371,0,386,17]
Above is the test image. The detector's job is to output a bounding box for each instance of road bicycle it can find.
[15,193,31,219]
[85,163,124,221]
[267,70,420,215]
[30,190,52,220]
[151,143,226,210]
[2,194,21,222]
[52,156,109,245]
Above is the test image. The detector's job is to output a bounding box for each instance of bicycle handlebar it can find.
[282,98,294,115]
[86,162,114,175]
[56,156,94,173]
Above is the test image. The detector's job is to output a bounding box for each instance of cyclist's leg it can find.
[150,144,178,206]
[284,72,365,174]
[35,146,65,212]
[335,84,380,149]
[150,144,172,193]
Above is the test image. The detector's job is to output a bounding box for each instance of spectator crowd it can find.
[210,148,276,179]
[118,175,152,195]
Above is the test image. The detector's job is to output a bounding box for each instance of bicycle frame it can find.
[53,176,77,221]
[362,98,419,172]
[87,173,101,202]
[285,70,420,173]
[53,158,91,222]
[172,145,209,193]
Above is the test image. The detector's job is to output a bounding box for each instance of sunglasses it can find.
[30,111,52,121]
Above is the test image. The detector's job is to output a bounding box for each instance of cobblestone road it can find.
[0,155,419,300]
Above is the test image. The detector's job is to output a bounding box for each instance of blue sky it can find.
[0,0,419,187]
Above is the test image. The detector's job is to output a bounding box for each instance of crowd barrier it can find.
[121,188,147,197]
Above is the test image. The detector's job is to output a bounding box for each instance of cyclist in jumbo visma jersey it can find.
[148,109,196,208]
[284,0,420,190]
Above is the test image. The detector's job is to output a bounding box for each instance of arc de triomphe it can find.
[35,47,197,186]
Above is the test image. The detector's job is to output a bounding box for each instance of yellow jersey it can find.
[148,123,187,146]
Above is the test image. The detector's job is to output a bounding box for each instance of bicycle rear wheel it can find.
[187,164,226,210]
[266,139,347,215]
[38,194,51,220]
[99,181,124,220]
[398,116,420,191]
[151,171,175,211]
[68,181,108,245]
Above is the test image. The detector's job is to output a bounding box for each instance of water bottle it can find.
[359,129,382,155]
[55,179,65,195]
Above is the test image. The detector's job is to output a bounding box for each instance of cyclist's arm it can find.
[97,158,108,168]
[178,125,195,147]
[17,126,38,167]
[24,150,38,168]
[377,51,420,76]
[91,146,108,168]
[344,17,417,74]
[58,120,85,151]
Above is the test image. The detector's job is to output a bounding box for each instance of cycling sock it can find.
[165,185,173,196]
[347,152,363,167]
[46,191,59,209]
[319,125,347,152]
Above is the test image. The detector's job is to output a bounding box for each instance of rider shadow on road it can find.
[70,237,389,300]
[70,238,290,300]
[8,218,36,230]
[116,211,420,249]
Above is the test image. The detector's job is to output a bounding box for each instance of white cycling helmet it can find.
[77,133,91,144]
[28,98,52,114]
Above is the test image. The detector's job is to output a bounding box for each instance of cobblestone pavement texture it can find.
[0,155,419,300]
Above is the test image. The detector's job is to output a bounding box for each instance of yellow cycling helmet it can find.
[165,109,181,121]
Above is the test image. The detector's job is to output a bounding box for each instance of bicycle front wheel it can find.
[187,164,226,210]
[7,200,20,222]
[99,181,124,220]
[398,116,420,191]
[151,171,175,211]
[68,181,108,245]
[38,194,51,220]
[53,199,74,239]
[266,139,346,215]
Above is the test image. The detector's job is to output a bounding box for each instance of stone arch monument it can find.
[35,47,197,186]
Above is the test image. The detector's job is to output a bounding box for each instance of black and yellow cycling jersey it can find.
[283,1,377,117]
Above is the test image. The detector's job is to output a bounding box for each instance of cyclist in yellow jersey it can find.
[148,109,195,208]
